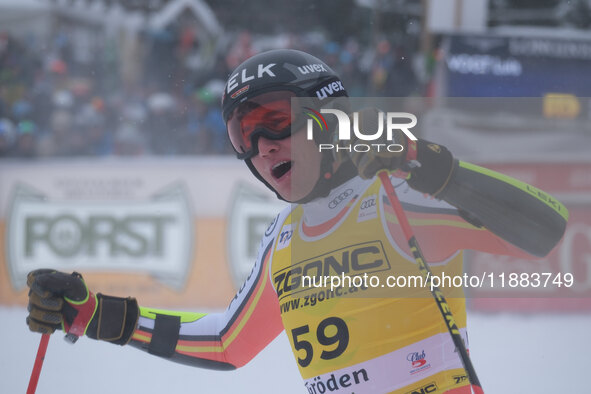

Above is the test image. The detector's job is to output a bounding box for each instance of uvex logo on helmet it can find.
[314,80,346,100]
[297,63,329,74]
[306,108,418,153]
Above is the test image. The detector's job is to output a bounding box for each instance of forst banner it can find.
[0,159,281,309]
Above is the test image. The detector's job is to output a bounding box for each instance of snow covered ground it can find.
[2,306,589,393]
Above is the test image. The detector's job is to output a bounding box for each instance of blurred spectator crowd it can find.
[0,27,426,159]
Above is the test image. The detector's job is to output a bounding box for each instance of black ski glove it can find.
[344,107,411,179]
[27,269,139,345]
[345,107,455,196]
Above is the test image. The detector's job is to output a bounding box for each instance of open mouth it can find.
[271,161,292,179]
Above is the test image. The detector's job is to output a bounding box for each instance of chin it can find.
[274,187,297,202]
[273,178,315,202]
[278,191,296,202]
[282,189,312,203]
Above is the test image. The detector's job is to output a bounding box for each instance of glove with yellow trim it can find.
[345,107,456,197]
[344,108,414,180]
[26,269,139,345]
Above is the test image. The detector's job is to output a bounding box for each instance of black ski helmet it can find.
[222,49,351,202]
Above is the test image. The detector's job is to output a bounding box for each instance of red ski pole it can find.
[377,170,484,394]
[27,333,50,394]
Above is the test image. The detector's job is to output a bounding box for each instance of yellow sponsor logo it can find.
[274,241,391,299]
[543,93,580,119]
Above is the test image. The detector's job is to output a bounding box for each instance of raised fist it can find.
[26,269,96,337]
[344,107,414,179]
[26,269,139,345]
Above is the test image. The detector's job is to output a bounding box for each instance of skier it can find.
[26,49,568,393]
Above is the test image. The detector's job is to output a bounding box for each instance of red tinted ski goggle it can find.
[226,91,306,160]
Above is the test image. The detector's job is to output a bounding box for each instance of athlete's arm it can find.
[344,121,568,257]
[128,234,284,370]
[26,215,287,370]
[406,140,568,257]
[438,160,567,257]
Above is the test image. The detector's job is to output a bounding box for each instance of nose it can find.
[257,136,280,157]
